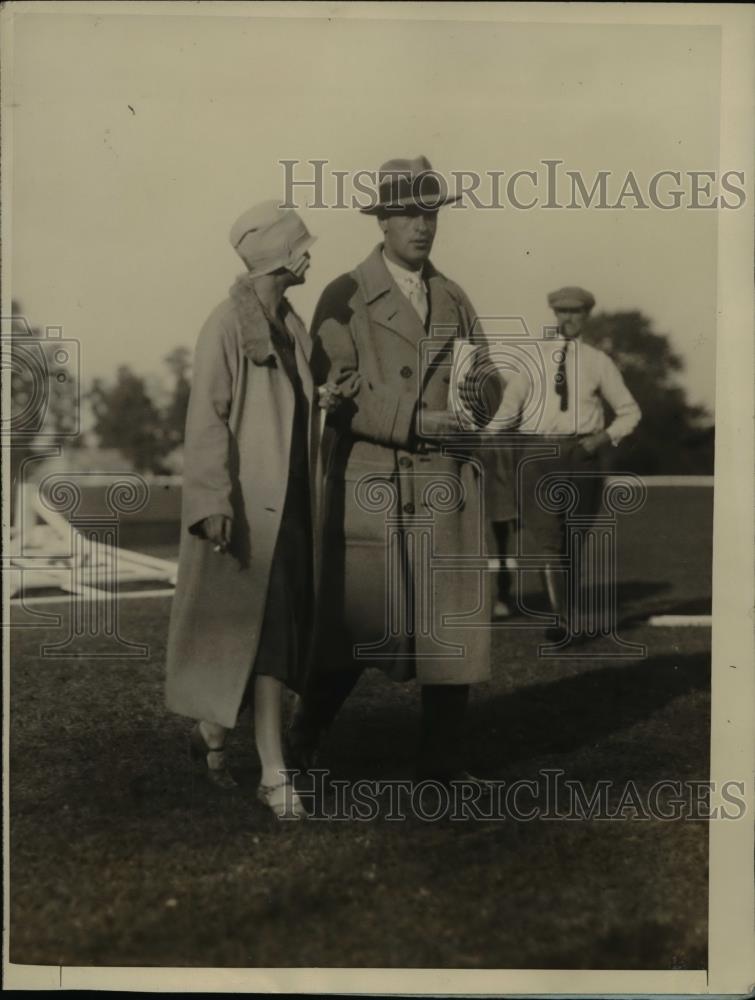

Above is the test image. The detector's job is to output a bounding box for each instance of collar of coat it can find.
[354,244,468,351]
[229,273,309,366]
[358,243,446,305]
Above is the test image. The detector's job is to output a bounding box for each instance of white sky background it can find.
[10,11,721,413]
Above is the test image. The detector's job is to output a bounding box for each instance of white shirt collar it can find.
[382,250,425,289]
[548,332,580,346]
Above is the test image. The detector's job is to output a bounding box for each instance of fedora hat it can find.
[360,155,460,215]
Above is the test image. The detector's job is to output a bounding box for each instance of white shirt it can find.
[382,251,429,325]
[487,336,641,445]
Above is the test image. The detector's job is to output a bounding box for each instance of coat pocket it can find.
[334,463,399,544]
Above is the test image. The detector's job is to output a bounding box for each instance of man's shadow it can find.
[508,577,710,631]
[470,649,709,774]
[321,647,709,781]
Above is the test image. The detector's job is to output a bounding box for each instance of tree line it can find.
[8,301,714,476]
[89,346,191,474]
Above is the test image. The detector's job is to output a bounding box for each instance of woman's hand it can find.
[202,514,233,553]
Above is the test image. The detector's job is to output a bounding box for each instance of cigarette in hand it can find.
[213,544,223,553]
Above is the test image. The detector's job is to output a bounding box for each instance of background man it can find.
[487,286,641,640]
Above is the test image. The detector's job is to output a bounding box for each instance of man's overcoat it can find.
[311,245,494,685]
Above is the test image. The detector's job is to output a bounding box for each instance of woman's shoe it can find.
[257,779,308,820]
[189,723,238,791]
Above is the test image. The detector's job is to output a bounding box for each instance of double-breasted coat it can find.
[310,245,496,686]
[165,275,319,729]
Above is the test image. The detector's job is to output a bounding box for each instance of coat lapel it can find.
[283,301,319,523]
[230,276,315,404]
[422,266,464,375]
[229,274,277,366]
[356,245,427,350]
[284,302,314,404]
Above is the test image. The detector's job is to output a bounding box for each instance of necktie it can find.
[406,279,428,326]
[554,342,568,411]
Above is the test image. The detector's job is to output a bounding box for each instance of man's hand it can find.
[417,409,475,439]
[202,514,233,552]
[578,430,610,455]
[317,371,362,413]
[317,382,342,413]
[457,372,480,415]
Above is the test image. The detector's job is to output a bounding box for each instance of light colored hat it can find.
[359,155,460,215]
[547,286,596,311]
[229,200,316,277]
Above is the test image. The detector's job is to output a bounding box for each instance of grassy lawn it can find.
[9,601,709,970]
[9,485,711,969]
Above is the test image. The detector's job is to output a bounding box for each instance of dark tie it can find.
[554,343,568,412]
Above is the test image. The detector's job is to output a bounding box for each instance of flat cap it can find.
[547,286,596,310]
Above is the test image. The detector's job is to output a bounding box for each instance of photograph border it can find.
[2,1,753,994]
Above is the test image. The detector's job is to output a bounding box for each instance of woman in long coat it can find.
[165,201,321,819]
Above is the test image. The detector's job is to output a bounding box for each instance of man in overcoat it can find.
[290,156,498,783]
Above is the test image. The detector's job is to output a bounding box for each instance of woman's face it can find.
[285,251,311,285]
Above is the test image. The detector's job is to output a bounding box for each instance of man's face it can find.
[379,207,438,270]
[553,305,589,340]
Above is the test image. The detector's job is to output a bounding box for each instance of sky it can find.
[8,8,723,413]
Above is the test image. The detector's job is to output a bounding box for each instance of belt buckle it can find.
[416,440,440,456]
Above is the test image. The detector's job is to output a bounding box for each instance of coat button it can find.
[400,366,413,378]
[399,457,413,469]
[403,502,415,515]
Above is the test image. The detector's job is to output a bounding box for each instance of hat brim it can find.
[548,298,594,310]
[242,233,318,278]
[298,233,317,253]
[359,193,461,215]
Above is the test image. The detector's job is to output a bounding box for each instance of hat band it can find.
[376,171,450,211]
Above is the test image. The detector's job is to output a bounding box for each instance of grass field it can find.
[9,486,712,970]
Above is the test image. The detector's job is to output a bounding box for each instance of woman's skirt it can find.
[249,471,313,695]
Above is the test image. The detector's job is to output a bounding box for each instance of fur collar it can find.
[229,273,281,366]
